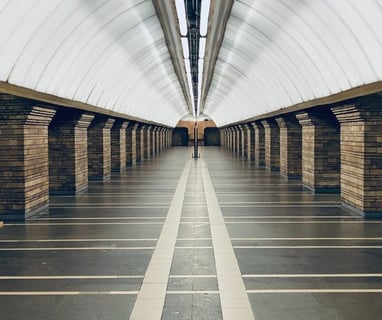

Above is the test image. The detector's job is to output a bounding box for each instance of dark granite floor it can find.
[0,146,381,319]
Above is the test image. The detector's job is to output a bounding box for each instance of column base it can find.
[266,166,280,172]
[342,203,382,218]
[50,185,88,195]
[281,173,301,180]
[89,175,111,182]
[303,185,340,194]
[0,204,49,221]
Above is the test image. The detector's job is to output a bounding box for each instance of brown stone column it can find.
[166,129,172,149]
[252,122,265,167]
[111,120,128,172]
[88,116,115,181]
[235,126,242,155]
[170,129,174,147]
[241,125,249,158]
[126,122,137,166]
[0,95,56,220]
[160,128,165,152]
[220,129,224,147]
[262,119,280,171]
[141,125,148,159]
[221,129,225,148]
[163,128,167,149]
[225,128,229,149]
[49,110,94,195]
[227,128,231,150]
[150,127,155,156]
[146,126,152,158]
[296,109,340,193]
[154,127,160,155]
[332,100,382,217]
[232,127,237,153]
[229,127,234,151]
[135,124,142,163]
[276,115,302,179]
[248,124,255,160]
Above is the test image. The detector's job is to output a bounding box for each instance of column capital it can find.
[89,115,115,129]
[261,118,278,128]
[49,110,94,128]
[275,114,300,129]
[112,119,129,130]
[250,121,264,129]
[0,104,56,126]
[331,104,382,123]
[133,123,141,130]
[296,109,338,127]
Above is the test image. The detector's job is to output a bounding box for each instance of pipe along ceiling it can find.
[1,0,382,127]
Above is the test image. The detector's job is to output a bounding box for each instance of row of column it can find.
[221,96,382,217]
[0,94,173,220]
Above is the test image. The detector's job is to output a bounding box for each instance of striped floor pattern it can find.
[0,147,381,320]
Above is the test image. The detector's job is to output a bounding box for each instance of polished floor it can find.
[0,147,381,319]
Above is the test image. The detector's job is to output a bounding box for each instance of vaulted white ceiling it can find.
[204,0,382,126]
[1,0,382,127]
[0,0,188,127]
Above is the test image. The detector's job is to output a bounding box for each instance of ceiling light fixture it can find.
[175,0,188,36]
[200,0,211,37]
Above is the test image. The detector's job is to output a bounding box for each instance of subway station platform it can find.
[0,147,381,320]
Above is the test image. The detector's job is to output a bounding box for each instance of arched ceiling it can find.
[0,0,189,127]
[1,0,382,128]
[203,0,382,126]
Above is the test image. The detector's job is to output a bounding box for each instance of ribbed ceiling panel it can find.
[203,0,382,126]
[0,0,188,127]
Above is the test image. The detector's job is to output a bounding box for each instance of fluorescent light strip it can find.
[184,58,191,74]
[181,37,189,59]
[200,0,211,36]
[175,0,188,36]
[199,37,206,58]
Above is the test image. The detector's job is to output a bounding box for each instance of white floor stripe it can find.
[129,160,191,320]
[224,216,359,219]
[246,289,382,293]
[233,246,382,249]
[226,221,381,224]
[174,246,213,249]
[0,247,155,251]
[34,217,166,221]
[221,201,340,205]
[201,160,255,320]
[53,194,173,197]
[242,274,382,278]
[0,238,158,243]
[0,275,144,280]
[166,290,219,294]
[6,222,164,226]
[177,238,212,241]
[51,203,171,206]
[221,205,339,208]
[169,275,217,278]
[0,291,139,296]
[231,237,382,241]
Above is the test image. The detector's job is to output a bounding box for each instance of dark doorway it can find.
[172,127,189,146]
[204,127,221,146]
